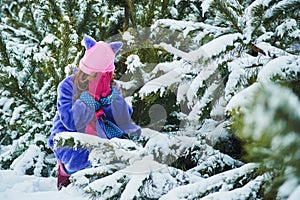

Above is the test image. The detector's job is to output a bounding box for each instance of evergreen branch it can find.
[1,16,32,34]
[13,78,43,116]
[264,0,300,23]
[211,0,266,56]
[84,170,130,199]
[189,146,244,177]
[0,23,39,43]
[160,0,170,18]
[249,43,266,55]
[1,2,42,42]
[2,77,44,117]
[27,3,43,41]
[76,1,94,34]
[201,174,270,200]
[245,64,264,69]
[54,132,146,166]
[54,131,209,170]
[48,0,63,19]
[20,61,37,89]
[0,35,43,116]
[211,0,242,33]
[43,0,63,34]
[83,157,199,199]
[70,164,124,188]
[0,34,10,66]
[161,163,259,199]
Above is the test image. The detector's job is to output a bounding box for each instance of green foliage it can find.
[229,83,300,198]
[132,89,181,132]
[0,0,122,175]
[0,0,299,198]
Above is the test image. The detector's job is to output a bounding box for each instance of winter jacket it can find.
[48,74,141,174]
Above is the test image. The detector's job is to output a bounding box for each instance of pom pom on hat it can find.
[79,35,123,75]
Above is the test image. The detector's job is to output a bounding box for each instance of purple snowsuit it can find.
[48,74,141,183]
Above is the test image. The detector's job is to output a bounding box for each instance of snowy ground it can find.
[1,169,300,200]
[0,170,88,200]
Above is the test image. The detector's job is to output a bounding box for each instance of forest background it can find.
[0,0,299,199]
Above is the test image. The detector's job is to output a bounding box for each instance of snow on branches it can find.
[53,128,243,199]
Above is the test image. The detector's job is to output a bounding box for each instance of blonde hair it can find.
[73,69,96,100]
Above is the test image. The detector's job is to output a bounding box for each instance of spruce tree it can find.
[0,0,299,199]
[0,0,122,176]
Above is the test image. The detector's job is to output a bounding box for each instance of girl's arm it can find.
[111,95,141,136]
[104,84,141,139]
[50,77,94,173]
[56,77,77,131]
[55,147,90,174]
[57,77,94,131]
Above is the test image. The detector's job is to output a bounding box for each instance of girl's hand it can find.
[73,98,95,131]
[88,71,113,101]
[99,87,120,106]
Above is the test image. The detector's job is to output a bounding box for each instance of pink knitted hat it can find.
[79,35,123,75]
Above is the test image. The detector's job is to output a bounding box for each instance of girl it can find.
[48,35,141,190]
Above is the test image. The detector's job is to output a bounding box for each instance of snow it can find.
[201,0,214,17]
[106,158,184,199]
[200,175,268,200]
[1,1,300,199]
[122,31,135,45]
[170,7,178,18]
[188,81,219,121]
[256,42,291,57]
[125,54,144,73]
[151,60,183,74]
[176,81,190,103]
[84,171,129,199]
[257,55,300,83]
[116,79,137,90]
[200,33,242,58]
[158,33,242,62]
[36,78,53,99]
[41,34,59,46]
[271,132,299,151]
[10,104,26,125]
[1,148,179,200]
[0,96,14,113]
[139,60,184,97]
[10,145,44,175]
[120,172,146,200]
[278,176,299,199]
[224,55,265,101]
[264,0,294,19]
[160,163,258,200]
[186,62,218,108]
[288,185,300,200]
[227,81,300,145]
[152,19,201,34]
[0,170,87,200]
[275,19,298,38]
[225,82,260,113]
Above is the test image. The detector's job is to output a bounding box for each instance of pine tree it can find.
[228,82,300,199]
[0,0,123,176]
[109,0,299,198]
[1,0,299,199]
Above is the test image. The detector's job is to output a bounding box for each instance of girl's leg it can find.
[57,162,71,190]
